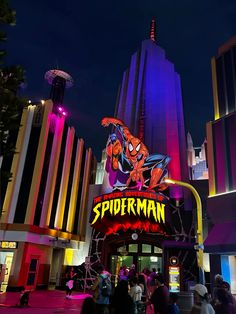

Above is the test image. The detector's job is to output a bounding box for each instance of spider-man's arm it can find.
[101,117,132,142]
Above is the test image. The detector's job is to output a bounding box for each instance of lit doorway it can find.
[0,252,14,292]
[49,248,64,289]
[138,255,162,272]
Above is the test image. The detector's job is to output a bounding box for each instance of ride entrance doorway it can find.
[110,243,163,276]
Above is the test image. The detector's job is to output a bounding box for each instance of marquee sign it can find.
[0,241,18,249]
[90,117,172,235]
[90,190,170,235]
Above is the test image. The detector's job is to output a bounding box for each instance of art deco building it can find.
[114,19,188,199]
[0,70,96,291]
[89,21,198,290]
[204,37,236,294]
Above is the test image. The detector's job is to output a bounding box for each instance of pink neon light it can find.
[58,107,63,112]
[62,111,67,116]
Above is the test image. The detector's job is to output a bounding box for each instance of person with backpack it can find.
[92,264,111,314]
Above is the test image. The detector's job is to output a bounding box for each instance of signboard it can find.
[0,241,18,249]
[90,117,172,235]
[90,190,170,235]
[169,266,180,293]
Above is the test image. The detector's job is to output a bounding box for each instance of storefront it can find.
[204,191,236,295]
[0,226,87,291]
[0,241,17,292]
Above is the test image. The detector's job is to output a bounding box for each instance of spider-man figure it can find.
[102,117,170,191]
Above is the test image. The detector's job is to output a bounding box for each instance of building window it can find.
[154,246,163,254]
[128,244,138,253]
[142,244,152,253]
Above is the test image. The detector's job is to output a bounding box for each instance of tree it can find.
[0,0,26,203]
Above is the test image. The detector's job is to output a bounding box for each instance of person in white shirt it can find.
[190,284,215,314]
[129,277,142,314]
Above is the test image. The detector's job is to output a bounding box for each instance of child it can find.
[168,292,180,314]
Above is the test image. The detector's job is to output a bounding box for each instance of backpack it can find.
[100,275,112,297]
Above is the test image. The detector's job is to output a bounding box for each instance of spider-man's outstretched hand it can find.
[101,117,124,127]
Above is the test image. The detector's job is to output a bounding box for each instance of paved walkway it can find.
[0,290,91,314]
[0,289,154,314]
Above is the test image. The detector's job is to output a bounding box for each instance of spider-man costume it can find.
[102,117,170,191]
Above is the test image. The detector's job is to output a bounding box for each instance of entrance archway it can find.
[103,233,164,276]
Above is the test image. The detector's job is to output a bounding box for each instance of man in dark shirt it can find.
[150,274,169,314]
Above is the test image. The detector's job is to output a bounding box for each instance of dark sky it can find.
[5,0,236,159]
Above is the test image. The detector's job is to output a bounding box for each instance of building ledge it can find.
[0,223,80,241]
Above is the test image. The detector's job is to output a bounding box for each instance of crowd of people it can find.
[81,264,179,314]
[66,264,236,314]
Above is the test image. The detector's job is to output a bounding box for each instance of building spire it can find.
[150,17,156,42]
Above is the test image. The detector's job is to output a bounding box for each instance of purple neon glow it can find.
[115,39,188,199]
[214,120,226,193]
[62,111,67,116]
[58,106,63,112]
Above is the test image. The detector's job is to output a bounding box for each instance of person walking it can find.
[129,277,142,314]
[128,264,137,281]
[190,284,215,314]
[168,292,180,314]
[92,264,111,314]
[111,280,135,314]
[212,274,224,306]
[214,288,236,314]
[65,266,77,299]
[81,296,96,314]
[119,265,129,282]
[150,274,169,314]
[221,281,236,308]
[148,268,157,294]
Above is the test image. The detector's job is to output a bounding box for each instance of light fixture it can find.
[131,232,138,240]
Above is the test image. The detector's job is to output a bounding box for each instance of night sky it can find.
[5,0,236,159]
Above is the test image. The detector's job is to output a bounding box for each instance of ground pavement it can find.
[0,290,154,314]
[0,290,90,314]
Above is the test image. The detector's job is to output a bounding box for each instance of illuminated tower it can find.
[45,69,73,113]
[114,19,188,199]
[150,17,156,42]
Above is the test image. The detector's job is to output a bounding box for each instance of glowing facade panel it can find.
[66,139,84,232]
[206,122,216,196]
[78,148,92,239]
[55,127,75,229]
[40,115,65,228]
[211,58,220,120]
[25,100,53,224]
[115,39,188,199]
[2,108,29,223]
[3,106,35,223]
